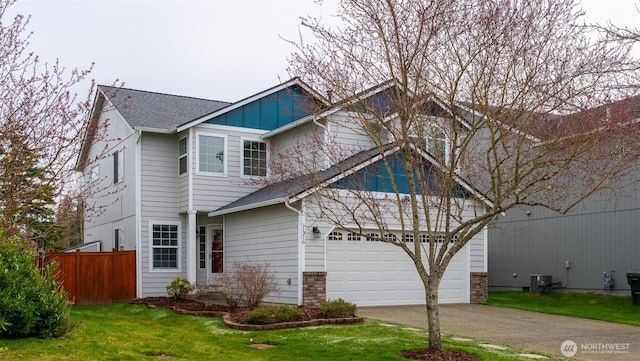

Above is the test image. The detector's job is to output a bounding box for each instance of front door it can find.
[207,225,224,284]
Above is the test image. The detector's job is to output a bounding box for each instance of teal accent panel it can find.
[204,84,313,131]
[332,153,470,198]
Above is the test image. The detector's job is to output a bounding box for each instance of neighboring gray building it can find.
[488,98,640,295]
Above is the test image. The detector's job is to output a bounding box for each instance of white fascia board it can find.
[133,126,175,134]
[261,107,341,139]
[207,197,290,217]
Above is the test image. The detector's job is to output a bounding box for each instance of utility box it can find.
[530,274,552,294]
[626,271,640,305]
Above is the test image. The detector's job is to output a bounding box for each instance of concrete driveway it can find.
[357,304,639,361]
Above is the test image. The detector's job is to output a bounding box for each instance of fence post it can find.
[75,249,81,305]
[112,248,117,303]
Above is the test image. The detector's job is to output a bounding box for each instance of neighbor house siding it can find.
[489,185,640,292]
[224,204,299,304]
[139,132,187,296]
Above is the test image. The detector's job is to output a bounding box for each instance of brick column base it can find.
[470,272,488,304]
[302,271,326,307]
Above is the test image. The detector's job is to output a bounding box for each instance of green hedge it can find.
[0,240,70,338]
[320,298,357,318]
[243,305,304,325]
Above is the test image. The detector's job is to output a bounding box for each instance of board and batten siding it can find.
[489,193,640,292]
[140,132,187,296]
[224,204,300,304]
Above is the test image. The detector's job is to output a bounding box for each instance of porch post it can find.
[186,210,197,283]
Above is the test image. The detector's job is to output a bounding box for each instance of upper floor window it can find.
[409,119,449,164]
[425,125,447,163]
[178,137,188,175]
[113,150,123,184]
[198,134,226,175]
[242,140,267,177]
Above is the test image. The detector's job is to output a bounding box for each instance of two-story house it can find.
[76,78,490,306]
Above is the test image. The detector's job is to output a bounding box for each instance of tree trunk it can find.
[426,281,442,350]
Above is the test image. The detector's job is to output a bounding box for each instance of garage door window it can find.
[366,233,379,242]
[328,231,343,241]
[347,232,362,241]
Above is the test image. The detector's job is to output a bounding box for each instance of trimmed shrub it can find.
[166,277,192,299]
[221,262,280,309]
[243,305,304,325]
[0,239,70,338]
[320,298,357,318]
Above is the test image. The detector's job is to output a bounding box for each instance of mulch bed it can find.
[130,297,230,316]
[399,349,481,361]
[130,297,363,329]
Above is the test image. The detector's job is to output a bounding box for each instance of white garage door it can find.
[326,234,469,306]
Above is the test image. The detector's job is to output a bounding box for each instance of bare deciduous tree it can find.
[285,0,640,351]
[0,0,95,248]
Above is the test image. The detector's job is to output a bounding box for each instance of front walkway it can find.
[357,304,639,361]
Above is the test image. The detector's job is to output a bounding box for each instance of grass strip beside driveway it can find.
[487,291,640,326]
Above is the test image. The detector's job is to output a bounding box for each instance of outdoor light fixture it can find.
[312,226,321,239]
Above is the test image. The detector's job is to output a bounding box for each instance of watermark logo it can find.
[561,340,577,357]
[561,340,630,357]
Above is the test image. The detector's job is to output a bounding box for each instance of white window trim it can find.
[196,132,227,177]
[240,137,269,179]
[148,221,182,273]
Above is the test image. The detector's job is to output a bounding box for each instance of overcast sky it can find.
[6,0,640,102]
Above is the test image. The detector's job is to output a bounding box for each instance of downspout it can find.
[134,129,143,298]
[285,200,305,306]
[313,117,330,169]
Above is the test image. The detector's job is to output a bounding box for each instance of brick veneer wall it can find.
[470,272,488,303]
[302,271,327,307]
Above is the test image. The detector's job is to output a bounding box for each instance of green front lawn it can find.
[0,303,565,361]
[487,291,640,326]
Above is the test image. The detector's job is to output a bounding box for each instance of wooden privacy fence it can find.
[35,250,136,305]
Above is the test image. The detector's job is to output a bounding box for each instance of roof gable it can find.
[332,152,471,197]
[204,83,318,131]
[178,78,328,132]
[209,143,488,217]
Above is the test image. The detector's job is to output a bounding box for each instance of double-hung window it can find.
[179,137,188,175]
[198,134,226,175]
[114,227,125,251]
[242,139,267,177]
[151,222,180,270]
[113,150,124,184]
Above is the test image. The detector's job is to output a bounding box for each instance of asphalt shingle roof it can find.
[98,85,231,131]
